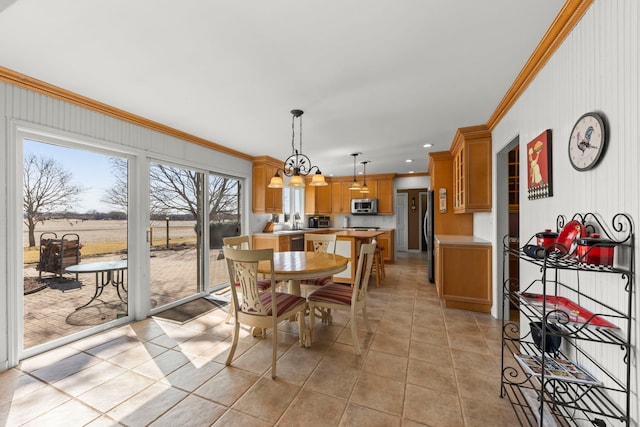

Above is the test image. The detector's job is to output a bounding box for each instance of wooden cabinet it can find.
[428,151,473,235]
[331,180,353,214]
[304,177,332,214]
[375,229,394,263]
[252,156,283,214]
[375,177,394,215]
[451,126,492,213]
[434,236,492,313]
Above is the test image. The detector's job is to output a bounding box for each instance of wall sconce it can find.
[411,197,417,213]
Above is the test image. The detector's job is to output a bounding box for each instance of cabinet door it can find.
[331,181,343,213]
[375,230,394,263]
[453,147,464,211]
[376,179,394,214]
[305,180,332,214]
[252,162,283,214]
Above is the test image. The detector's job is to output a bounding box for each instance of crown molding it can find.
[0,66,253,161]
[487,0,593,130]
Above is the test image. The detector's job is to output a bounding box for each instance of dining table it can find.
[257,251,348,346]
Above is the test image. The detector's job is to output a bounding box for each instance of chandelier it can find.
[348,152,362,190]
[268,109,327,188]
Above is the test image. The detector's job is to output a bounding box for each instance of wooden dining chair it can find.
[307,243,376,356]
[222,235,272,324]
[301,233,337,290]
[222,247,307,378]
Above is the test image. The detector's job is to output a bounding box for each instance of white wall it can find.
[0,82,253,370]
[490,1,638,422]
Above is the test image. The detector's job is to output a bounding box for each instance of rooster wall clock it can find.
[568,112,607,171]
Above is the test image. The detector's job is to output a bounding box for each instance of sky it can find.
[24,139,121,213]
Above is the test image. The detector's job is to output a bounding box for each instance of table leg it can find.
[75,271,106,310]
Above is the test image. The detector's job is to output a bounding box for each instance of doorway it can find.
[495,136,519,320]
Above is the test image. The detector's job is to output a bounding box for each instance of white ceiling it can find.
[0,0,565,177]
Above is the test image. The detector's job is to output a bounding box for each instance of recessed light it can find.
[423,143,433,148]
[405,159,413,163]
[409,171,415,174]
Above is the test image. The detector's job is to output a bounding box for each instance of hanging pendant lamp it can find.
[360,160,370,194]
[348,152,362,190]
[268,109,328,188]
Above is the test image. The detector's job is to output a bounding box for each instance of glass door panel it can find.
[149,162,204,309]
[23,139,129,350]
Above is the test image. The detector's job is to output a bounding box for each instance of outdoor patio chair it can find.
[307,242,375,356]
[222,247,307,378]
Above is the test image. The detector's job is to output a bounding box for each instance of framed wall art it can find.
[527,129,553,200]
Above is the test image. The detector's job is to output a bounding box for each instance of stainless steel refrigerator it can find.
[423,190,435,283]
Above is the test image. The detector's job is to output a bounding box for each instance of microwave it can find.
[308,216,330,228]
[351,198,378,215]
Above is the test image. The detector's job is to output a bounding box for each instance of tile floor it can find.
[2,252,518,426]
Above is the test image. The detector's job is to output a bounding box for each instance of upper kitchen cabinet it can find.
[331,179,353,214]
[304,176,332,214]
[375,175,395,215]
[252,156,283,214]
[451,126,492,214]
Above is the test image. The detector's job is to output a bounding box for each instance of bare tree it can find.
[23,153,85,247]
[103,159,239,221]
[101,157,128,213]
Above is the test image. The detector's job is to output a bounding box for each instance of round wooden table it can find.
[258,251,348,295]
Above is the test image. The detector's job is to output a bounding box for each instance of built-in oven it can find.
[351,198,378,215]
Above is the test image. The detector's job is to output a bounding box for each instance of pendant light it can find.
[348,152,362,190]
[268,109,327,188]
[360,160,370,194]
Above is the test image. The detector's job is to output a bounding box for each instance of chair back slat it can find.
[353,243,376,303]
[222,235,252,250]
[304,233,337,254]
[223,247,274,316]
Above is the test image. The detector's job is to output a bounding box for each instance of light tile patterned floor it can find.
[2,252,518,426]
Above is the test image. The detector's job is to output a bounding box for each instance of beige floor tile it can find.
[455,367,502,401]
[369,332,410,357]
[84,334,143,360]
[272,345,323,385]
[21,399,102,427]
[232,377,300,424]
[107,382,188,426]
[30,351,103,383]
[172,332,225,357]
[124,318,168,341]
[0,384,70,426]
[161,356,225,391]
[407,358,457,394]
[53,360,127,397]
[362,350,408,381]
[450,348,499,375]
[403,384,463,427]
[339,403,402,427]
[212,409,273,427]
[77,371,155,413]
[195,367,260,406]
[460,396,519,427]
[278,389,346,427]
[84,414,124,426]
[107,341,168,370]
[0,369,46,405]
[304,359,359,399]
[350,371,405,415]
[408,340,452,367]
[18,345,79,372]
[150,394,226,427]
[132,348,192,380]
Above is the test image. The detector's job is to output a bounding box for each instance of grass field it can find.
[23,219,197,264]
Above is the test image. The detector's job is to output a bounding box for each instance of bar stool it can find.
[372,244,385,287]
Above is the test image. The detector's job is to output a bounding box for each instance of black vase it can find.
[530,321,562,354]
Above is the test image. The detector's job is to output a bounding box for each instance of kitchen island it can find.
[252,229,390,285]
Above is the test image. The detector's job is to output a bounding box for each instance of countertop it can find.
[435,234,491,246]
[253,228,391,237]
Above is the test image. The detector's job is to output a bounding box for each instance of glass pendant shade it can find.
[359,160,370,193]
[348,152,361,190]
[268,173,284,188]
[289,174,305,187]
[309,171,327,186]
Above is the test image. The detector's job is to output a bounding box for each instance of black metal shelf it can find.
[500,212,633,426]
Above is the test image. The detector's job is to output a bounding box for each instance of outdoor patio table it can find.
[65,260,128,310]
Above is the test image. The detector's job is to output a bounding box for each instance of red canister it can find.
[536,229,558,249]
[576,233,616,266]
